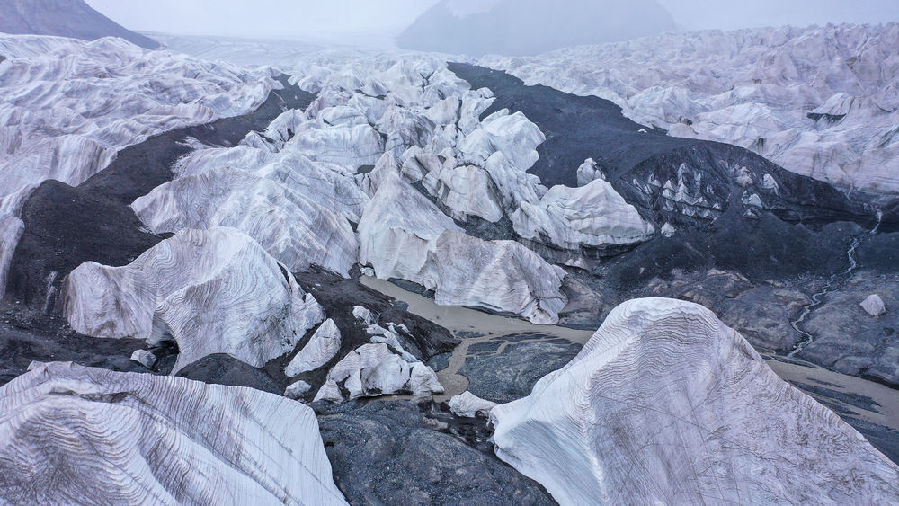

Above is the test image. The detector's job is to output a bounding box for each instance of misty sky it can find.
[86,0,899,43]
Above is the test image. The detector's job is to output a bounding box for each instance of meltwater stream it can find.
[788,212,883,358]
[360,276,593,401]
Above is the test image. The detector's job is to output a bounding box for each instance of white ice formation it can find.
[482,24,899,194]
[285,318,343,377]
[448,391,497,418]
[0,361,347,505]
[63,227,325,373]
[511,179,655,250]
[129,349,156,369]
[490,298,899,504]
[0,34,275,299]
[860,294,887,317]
[314,343,443,403]
[359,171,567,324]
[285,379,313,400]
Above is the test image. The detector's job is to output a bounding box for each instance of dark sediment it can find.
[176,354,281,395]
[315,400,554,505]
[459,334,582,404]
[264,266,459,400]
[6,76,315,308]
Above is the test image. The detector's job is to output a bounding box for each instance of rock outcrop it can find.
[491,298,899,504]
[0,361,346,504]
[63,227,324,373]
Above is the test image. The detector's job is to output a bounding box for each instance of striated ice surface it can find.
[0,35,274,208]
[482,24,899,194]
[359,171,567,323]
[490,298,899,504]
[511,178,655,250]
[63,227,325,373]
[285,318,343,377]
[0,361,346,504]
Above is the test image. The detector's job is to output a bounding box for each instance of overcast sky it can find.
[86,0,899,43]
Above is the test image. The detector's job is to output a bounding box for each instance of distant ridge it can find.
[397,0,675,56]
[0,0,160,49]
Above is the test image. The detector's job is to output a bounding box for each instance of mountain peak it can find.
[0,0,160,49]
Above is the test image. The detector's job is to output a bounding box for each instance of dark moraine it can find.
[6,76,315,308]
[316,400,554,505]
[447,63,887,286]
[459,334,583,404]
[176,353,281,395]
[264,266,459,399]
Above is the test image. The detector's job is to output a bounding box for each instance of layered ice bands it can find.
[359,171,567,324]
[0,35,275,209]
[63,227,325,373]
[0,34,276,300]
[490,298,899,504]
[482,23,899,194]
[0,361,347,505]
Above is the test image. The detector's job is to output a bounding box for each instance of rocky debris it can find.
[63,227,325,373]
[862,294,888,317]
[285,379,312,400]
[313,343,443,403]
[285,319,342,377]
[448,392,497,418]
[482,24,899,194]
[0,304,176,385]
[491,298,899,504]
[459,334,583,404]
[0,0,161,48]
[175,353,281,395]
[800,272,898,387]
[0,361,347,504]
[316,401,554,505]
[129,349,156,369]
[359,171,568,324]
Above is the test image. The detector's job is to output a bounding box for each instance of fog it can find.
[85,0,899,47]
[657,0,899,31]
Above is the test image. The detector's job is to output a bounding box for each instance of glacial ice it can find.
[63,227,325,373]
[0,361,346,505]
[482,24,899,194]
[490,298,899,504]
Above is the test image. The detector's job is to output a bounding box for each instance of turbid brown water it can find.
[363,276,899,436]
